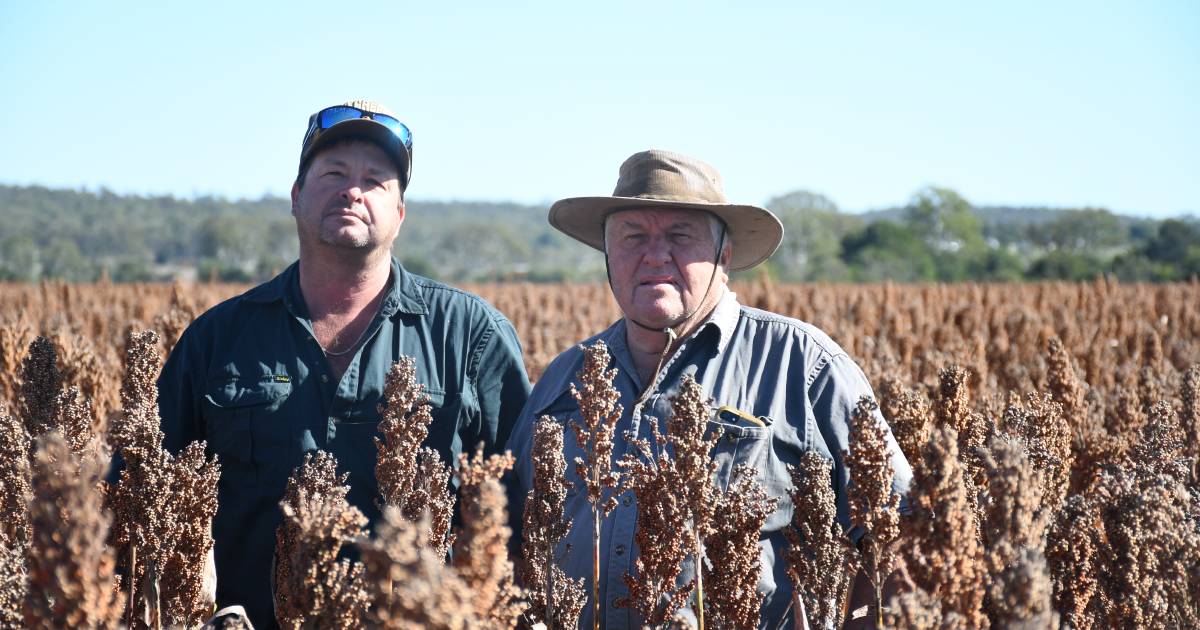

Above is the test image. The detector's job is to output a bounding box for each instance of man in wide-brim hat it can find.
[507,149,912,629]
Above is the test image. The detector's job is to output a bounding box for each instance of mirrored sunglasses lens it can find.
[318,106,364,129]
[372,115,412,148]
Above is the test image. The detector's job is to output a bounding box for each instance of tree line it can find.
[1,184,1196,283]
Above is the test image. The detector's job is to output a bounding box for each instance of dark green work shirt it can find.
[158,258,531,629]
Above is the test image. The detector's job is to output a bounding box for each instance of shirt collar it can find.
[381,258,429,316]
[242,257,429,317]
[706,288,741,354]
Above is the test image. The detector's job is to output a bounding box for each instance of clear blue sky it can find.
[1,1,1197,217]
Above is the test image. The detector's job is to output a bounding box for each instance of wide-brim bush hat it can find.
[299,99,413,190]
[548,149,784,271]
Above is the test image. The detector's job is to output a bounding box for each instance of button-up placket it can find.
[597,312,725,630]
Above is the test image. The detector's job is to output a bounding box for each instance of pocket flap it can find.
[205,377,292,409]
[376,387,446,414]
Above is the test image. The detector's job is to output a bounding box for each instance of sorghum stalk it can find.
[568,342,622,630]
[703,465,776,630]
[783,452,846,630]
[666,376,721,630]
[845,396,900,626]
[374,356,455,555]
[357,507,481,628]
[900,425,986,627]
[274,451,369,630]
[107,330,221,628]
[25,431,123,629]
[18,337,63,439]
[519,417,585,630]
[452,447,524,628]
[616,416,692,626]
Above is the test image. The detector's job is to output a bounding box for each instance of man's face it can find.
[290,140,405,253]
[605,208,729,330]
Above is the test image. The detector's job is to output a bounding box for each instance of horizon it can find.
[2,1,1197,218]
[5,181,1199,222]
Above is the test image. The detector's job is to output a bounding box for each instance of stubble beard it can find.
[318,226,371,250]
[628,285,689,329]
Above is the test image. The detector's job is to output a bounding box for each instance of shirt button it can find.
[622,495,633,507]
[612,598,621,609]
[615,544,626,556]
[320,374,329,383]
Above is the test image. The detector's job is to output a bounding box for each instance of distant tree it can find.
[1119,219,1200,280]
[1028,251,1105,281]
[255,254,292,280]
[982,220,1029,248]
[0,183,1193,283]
[766,190,862,281]
[904,187,985,254]
[1110,254,1175,282]
[1127,218,1161,246]
[261,217,300,264]
[1143,219,1199,264]
[970,247,1026,282]
[0,236,39,282]
[905,188,1026,281]
[841,220,936,282]
[197,214,259,267]
[1028,208,1124,251]
[42,238,93,281]
[421,222,531,281]
[398,254,435,279]
[111,259,155,282]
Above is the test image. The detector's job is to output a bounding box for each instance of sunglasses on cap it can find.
[307,105,413,150]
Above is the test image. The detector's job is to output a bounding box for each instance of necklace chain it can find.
[318,323,372,357]
[312,276,392,358]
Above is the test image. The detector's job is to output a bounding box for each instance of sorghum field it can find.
[0,278,1197,629]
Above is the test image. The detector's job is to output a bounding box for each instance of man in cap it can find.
[157,100,531,627]
[506,149,911,628]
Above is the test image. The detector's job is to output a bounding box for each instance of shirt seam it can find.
[410,277,513,328]
[737,308,844,358]
[468,323,496,382]
[806,352,833,389]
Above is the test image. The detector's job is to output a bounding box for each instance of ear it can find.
[290,181,301,217]
[396,198,406,227]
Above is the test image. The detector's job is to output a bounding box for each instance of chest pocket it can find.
[202,376,292,483]
[343,388,451,459]
[706,406,775,492]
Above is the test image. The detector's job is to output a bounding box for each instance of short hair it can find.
[602,210,733,264]
[294,135,406,197]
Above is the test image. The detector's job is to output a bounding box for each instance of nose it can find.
[339,183,365,204]
[642,235,672,266]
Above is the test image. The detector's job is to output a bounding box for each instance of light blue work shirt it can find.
[506,289,912,630]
